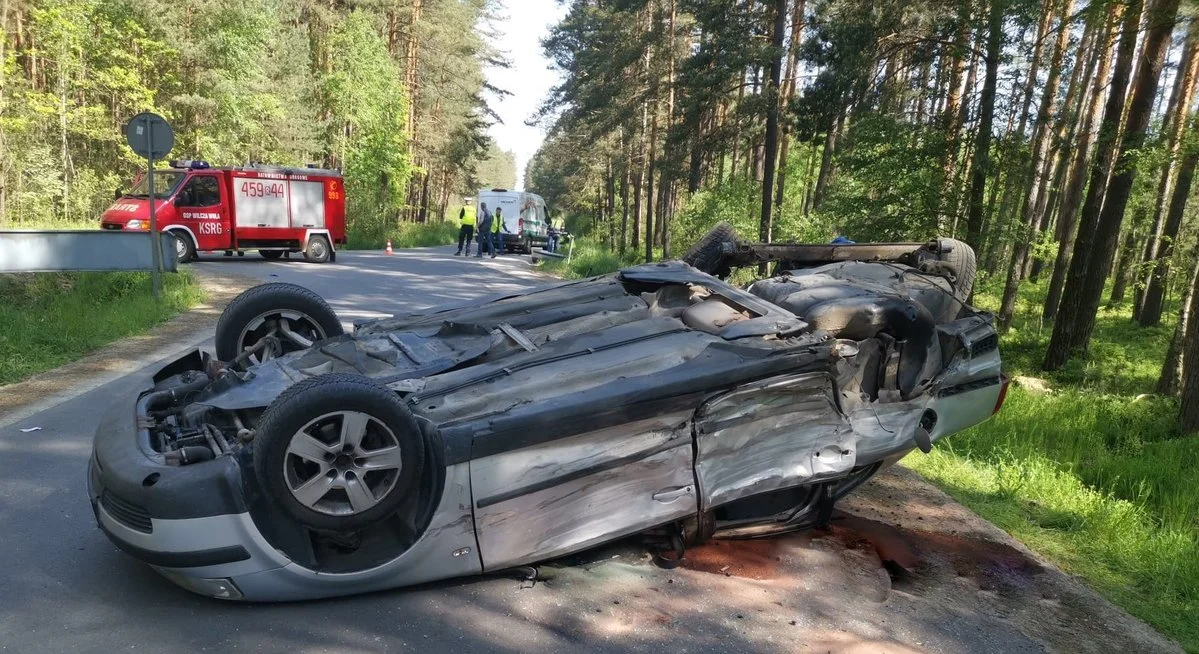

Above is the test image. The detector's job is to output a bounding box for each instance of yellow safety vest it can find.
[460,205,477,226]
[491,212,503,233]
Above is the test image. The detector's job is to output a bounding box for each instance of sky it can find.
[484,0,568,190]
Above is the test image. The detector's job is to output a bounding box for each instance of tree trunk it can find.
[1180,253,1199,431]
[773,0,805,219]
[1109,228,1138,305]
[998,0,1074,329]
[812,109,843,212]
[991,0,1055,251]
[938,1,970,229]
[1141,116,1199,324]
[1160,249,1199,396]
[646,97,659,264]
[1030,8,1100,282]
[964,0,1005,253]
[1136,27,1199,320]
[1045,0,1173,371]
[620,131,631,257]
[1044,3,1118,321]
[759,0,788,245]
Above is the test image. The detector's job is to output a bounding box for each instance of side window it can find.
[178,176,221,207]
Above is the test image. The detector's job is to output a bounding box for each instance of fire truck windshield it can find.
[123,171,184,199]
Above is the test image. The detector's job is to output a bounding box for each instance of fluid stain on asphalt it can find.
[679,511,1045,597]
[822,513,1046,593]
[678,534,802,580]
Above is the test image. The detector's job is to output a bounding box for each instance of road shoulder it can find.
[0,270,256,429]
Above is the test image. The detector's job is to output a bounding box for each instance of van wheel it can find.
[305,235,332,263]
[170,231,196,263]
[260,250,283,260]
[215,282,344,362]
[253,374,427,532]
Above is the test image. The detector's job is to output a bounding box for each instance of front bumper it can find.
[87,369,284,597]
[86,355,482,601]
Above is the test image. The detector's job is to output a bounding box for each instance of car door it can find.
[693,372,856,511]
[174,174,228,250]
[470,410,697,571]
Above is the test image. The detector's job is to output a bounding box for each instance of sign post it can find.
[124,112,174,299]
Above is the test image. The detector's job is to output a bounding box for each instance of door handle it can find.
[653,485,694,504]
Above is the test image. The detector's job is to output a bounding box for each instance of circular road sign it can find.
[125,112,175,159]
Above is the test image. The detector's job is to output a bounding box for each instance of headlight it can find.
[125,219,149,230]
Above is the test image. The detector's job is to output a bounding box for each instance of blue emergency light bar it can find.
[168,159,211,169]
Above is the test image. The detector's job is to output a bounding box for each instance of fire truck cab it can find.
[101,160,347,264]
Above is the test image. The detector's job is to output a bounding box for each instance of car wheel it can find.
[935,238,977,306]
[683,222,737,277]
[214,282,344,362]
[170,230,196,263]
[253,374,426,532]
[304,235,332,263]
[260,250,283,260]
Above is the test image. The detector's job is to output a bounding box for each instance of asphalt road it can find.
[0,247,1173,653]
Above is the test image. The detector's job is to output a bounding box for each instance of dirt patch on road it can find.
[515,466,1179,653]
[0,270,256,428]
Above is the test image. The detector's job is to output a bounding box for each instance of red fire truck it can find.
[100,160,347,263]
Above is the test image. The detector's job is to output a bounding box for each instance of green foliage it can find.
[345,220,457,250]
[0,271,204,384]
[907,279,1199,650]
[1,0,498,242]
[324,11,411,247]
[537,235,641,279]
[475,146,518,190]
[820,115,949,240]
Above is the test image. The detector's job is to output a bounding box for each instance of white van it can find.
[476,189,548,253]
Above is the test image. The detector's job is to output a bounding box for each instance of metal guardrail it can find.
[0,230,178,273]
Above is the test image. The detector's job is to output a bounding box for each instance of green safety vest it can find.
[491,212,503,233]
[460,205,477,226]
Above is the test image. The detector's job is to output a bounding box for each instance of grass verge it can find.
[906,276,1198,651]
[537,237,648,278]
[0,271,204,385]
[345,220,458,250]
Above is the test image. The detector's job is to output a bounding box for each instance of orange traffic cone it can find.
[385,239,394,255]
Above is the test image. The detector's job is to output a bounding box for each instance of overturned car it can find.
[88,225,1006,601]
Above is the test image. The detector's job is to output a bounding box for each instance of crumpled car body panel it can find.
[88,258,1004,601]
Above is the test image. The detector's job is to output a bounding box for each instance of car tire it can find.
[304,235,332,263]
[169,230,196,264]
[260,250,283,260]
[252,373,427,533]
[214,282,344,362]
[683,222,738,277]
[935,238,977,306]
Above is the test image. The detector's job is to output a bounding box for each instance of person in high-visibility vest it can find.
[455,199,479,256]
[484,206,511,258]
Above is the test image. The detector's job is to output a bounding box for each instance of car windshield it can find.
[122,171,184,199]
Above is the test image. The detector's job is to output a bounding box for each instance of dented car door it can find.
[470,410,697,571]
[694,372,855,511]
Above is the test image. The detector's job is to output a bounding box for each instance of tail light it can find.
[993,374,1010,414]
[518,218,524,235]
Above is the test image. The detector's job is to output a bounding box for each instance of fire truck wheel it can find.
[260,250,284,260]
[305,236,332,264]
[215,282,344,362]
[170,231,196,263]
